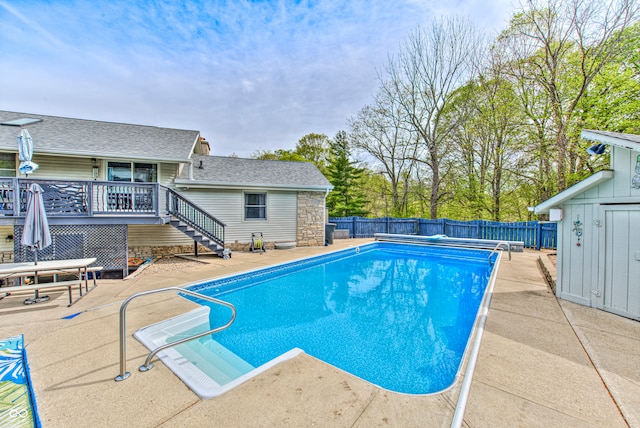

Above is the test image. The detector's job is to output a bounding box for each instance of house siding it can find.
[19,154,180,187]
[30,154,94,181]
[179,188,298,245]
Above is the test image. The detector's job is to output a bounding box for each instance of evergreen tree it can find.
[326,131,368,217]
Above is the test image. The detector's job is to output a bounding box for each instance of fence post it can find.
[353,216,357,238]
[536,222,542,251]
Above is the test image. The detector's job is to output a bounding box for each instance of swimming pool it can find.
[135,242,498,398]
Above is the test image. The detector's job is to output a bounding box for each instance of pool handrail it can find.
[488,241,511,261]
[114,286,236,382]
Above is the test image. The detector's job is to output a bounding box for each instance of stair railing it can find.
[115,286,236,381]
[163,186,226,248]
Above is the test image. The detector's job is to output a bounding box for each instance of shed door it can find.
[599,206,640,320]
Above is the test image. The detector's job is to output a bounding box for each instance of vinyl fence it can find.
[328,217,557,250]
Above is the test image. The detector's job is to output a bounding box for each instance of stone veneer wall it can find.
[296,191,325,247]
[128,244,213,259]
[1,251,13,263]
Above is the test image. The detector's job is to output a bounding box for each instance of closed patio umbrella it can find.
[18,129,39,175]
[21,183,51,264]
[21,183,52,304]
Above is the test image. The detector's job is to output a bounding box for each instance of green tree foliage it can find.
[326,131,368,217]
[251,149,307,162]
[295,133,330,173]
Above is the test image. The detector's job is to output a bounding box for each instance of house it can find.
[534,130,640,321]
[0,111,333,277]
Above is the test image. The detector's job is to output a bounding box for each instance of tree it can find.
[326,131,368,217]
[251,149,307,162]
[348,93,418,217]
[296,133,330,173]
[499,0,639,190]
[380,16,483,218]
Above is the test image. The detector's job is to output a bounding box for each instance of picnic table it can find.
[0,258,100,306]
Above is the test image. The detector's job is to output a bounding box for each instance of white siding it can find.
[25,155,179,186]
[159,163,179,187]
[128,224,192,246]
[30,154,94,180]
[0,225,14,252]
[179,188,297,243]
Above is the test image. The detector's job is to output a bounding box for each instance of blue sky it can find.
[0,0,516,157]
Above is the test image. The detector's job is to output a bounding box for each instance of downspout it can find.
[324,187,331,244]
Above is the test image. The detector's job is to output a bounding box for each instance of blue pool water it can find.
[185,242,497,395]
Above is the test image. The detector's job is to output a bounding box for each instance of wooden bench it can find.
[0,280,84,306]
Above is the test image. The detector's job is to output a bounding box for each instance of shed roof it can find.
[0,110,198,162]
[533,170,614,214]
[176,154,333,191]
[581,129,640,151]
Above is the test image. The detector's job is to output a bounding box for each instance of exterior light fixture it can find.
[586,144,606,155]
[91,158,99,180]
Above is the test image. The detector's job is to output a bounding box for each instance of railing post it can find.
[12,178,20,216]
[87,183,94,216]
[154,183,160,216]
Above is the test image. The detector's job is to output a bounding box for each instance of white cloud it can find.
[0,0,516,157]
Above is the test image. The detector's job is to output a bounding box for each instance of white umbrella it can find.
[18,129,39,175]
[21,183,51,265]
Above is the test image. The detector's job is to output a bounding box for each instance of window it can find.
[107,162,157,182]
[245,193,266,220]
[0,153,16,177]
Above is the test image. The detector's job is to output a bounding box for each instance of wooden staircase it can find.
[164,186,231,259]
[169,218,229,258]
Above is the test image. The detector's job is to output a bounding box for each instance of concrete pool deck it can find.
[0,239,638,427]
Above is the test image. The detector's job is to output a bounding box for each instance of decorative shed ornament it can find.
[632,155,640,189]
[572,216,583,247]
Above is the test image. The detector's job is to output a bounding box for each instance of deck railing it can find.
[0,177,160,217]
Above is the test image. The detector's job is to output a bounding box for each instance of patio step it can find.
[173,338,255,386]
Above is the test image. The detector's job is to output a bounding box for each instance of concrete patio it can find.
[0,239,638,427]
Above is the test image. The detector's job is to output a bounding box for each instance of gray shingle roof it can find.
[176,155,333,190]
[0,110,198,162]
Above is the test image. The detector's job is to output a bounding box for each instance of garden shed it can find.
[534,130,640,321]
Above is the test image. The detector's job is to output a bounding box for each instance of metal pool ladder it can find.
[114,286,236,382]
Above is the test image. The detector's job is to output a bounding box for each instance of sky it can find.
[0,0,517,158]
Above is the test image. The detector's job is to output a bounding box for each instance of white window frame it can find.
[107,161,158,183]
[244,192,267,221]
